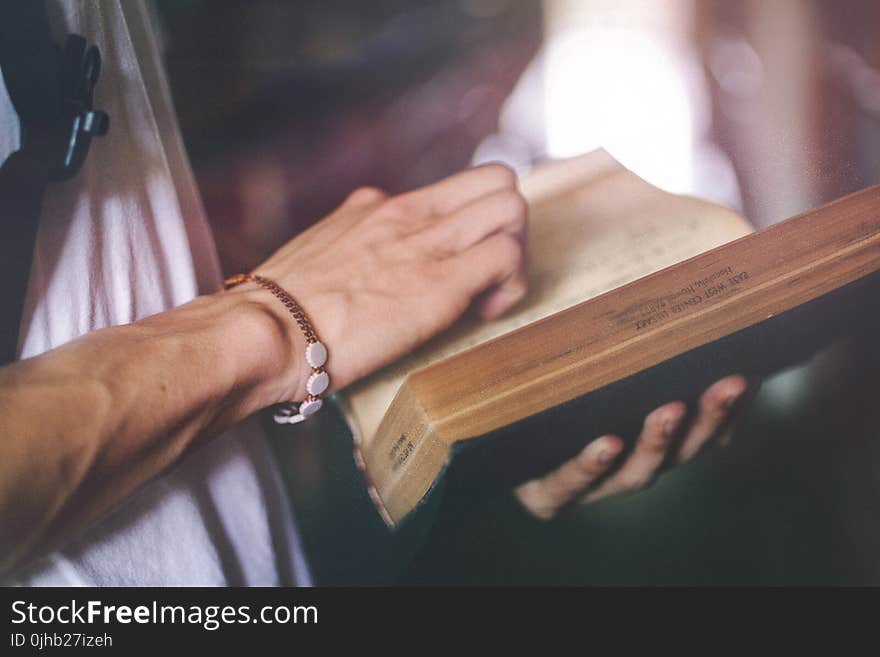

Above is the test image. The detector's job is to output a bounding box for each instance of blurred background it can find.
[155,0,880,585]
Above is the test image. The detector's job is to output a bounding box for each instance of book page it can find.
[338,150,754,446]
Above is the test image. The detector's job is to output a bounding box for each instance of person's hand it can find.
[515,375,754,519]
[250,164,528,402]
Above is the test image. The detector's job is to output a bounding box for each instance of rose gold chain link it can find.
[224,273,319,343]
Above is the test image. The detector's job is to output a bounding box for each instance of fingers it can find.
[582,402,685,503]
[331,167,527,330]
[514,376,753,520]
[514,376,754,520]
[447,232,528,319]
[419,180,528,319]
[418,188,528,257]
[676,375,747,462]
[332,165,516,238]
[515,436,623,520]
[412,162,517,216]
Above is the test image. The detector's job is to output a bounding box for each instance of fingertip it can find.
[666,400,687,418]
[654,400,686,425]
[723,374,749,396]
[660,402,687,439]
[601,434,624,450]
[597,435,623,464]
[704,374,748,412]
[643,402,685,444]
[477,280,527,319]
[477,292,507,319]
[577,435,621,467]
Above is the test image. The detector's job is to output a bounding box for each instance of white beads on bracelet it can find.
[306,370,329,395]
[299,397,323,416]
[273,339,329,425]
[305,341,327,368]
[273,396,323,424]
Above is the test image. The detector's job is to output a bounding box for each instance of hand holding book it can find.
[515,374,749,519]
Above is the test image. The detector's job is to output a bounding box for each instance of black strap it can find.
[0,151,47,364]
[0,0,108,363]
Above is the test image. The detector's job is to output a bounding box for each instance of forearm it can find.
[0,286,303,572]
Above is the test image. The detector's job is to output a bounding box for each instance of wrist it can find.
[214,284,312,407]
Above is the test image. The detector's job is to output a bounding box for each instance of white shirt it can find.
[1,0,310,586]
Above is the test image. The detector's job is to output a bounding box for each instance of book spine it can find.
[360,382,449,525]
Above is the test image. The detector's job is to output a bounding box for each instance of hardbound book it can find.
[337,150,880,527]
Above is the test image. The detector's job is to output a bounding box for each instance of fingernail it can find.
[663,413,683,437]
[723,390,743,410]
[598,441,619,464]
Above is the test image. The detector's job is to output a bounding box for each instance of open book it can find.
[337,150,880,526]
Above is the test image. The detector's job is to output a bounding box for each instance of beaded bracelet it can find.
[224,273,329,424]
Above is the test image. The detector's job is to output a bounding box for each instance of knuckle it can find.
[497,189,528,224]
[578,451,610,477]
[496,232,524,265]
[347,186,387,206]
[424,234,458,260]
[377,195,413,223]
[480,162,517,187]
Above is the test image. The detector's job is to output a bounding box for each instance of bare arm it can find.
[0,287,307,571]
